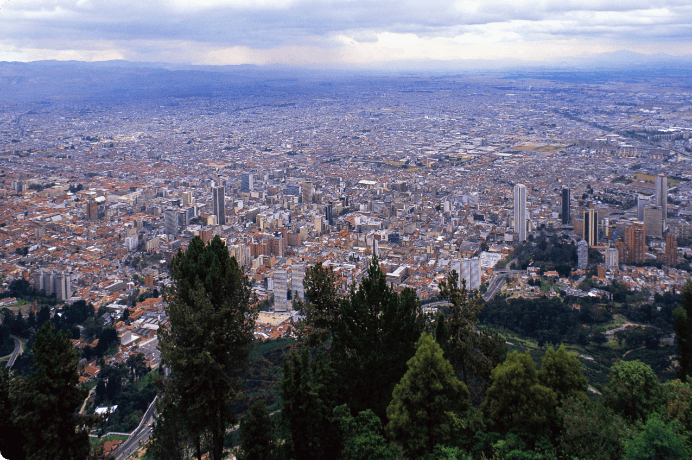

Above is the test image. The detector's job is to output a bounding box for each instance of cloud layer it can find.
[0,0,691,65]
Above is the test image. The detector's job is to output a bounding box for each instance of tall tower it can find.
[302,180,314,205]
[561,187,571,224]
[212,186,225,225]
[583,208,598,247]
[241,172,254,191]
[625,221,646,264]
[655,174,667,223]
[86,200,98,221]
[274,270,289,312]
[291,264,305,303]
[513,184,527,242]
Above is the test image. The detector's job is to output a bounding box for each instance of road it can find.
[7,335,22,368]
[483,274,508,302]
[114,396,158,460]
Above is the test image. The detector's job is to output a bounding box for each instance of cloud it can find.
[0,0,690,64]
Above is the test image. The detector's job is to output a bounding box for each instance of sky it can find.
[0,0,691,66]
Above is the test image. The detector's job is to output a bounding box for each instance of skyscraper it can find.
[302,180,314,205]
[291,264,305,303]
[664,234,678,267]
[583,208,598,247]
[86,200,98,221]
[625,221,646,264]
[655,173,667,222]
[164,209,179,235]
[605,247,619,270]
[561,187,571,224]
[452,258,481,291]
[241,172,254,191]
[274,270,289,312]
[643,205,663,239]
[513,184,527,242]
[211,186,225,225]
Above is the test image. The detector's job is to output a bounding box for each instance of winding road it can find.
[6,335,22,368]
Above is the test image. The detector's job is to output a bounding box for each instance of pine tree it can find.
[157,235,256,460]
[294,262,341,346]
[239,400,275,460]
[386,333,469,459]
[673,280,692,381]
[438,270,506,404]
[11,322,94,460]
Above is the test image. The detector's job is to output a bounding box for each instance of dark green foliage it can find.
[239,400,275,460]
[0,367,27,460]
[604,360,662,423]
[482,351,557,437]
[538,345,588,403]
[335,404,400,460]
[624,415,690,460]
[150,400,195,460]
[332,255,426,421]
[511,233,577,273]
[294,262,341,346]
[0,278,58,305]
[11,322,94,460]
[662,379,692,433]
[157,235,256,460]
[438,270,506,404]
[386,333,469,459]
[557,397,630,460]
[673,280,692,381]
[280,348,341,460]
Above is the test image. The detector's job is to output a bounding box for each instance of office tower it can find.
[211,186,225,225]
[164,209,179,235]
[577,240,588,270]
[606,247,619,270]
[643,205,663,239]
[513,184,527,242]
[291,264,305,302]
[664,234,678,267]
[625,221,646,264]
[314,215,323,235]
[453,258,481,291]
[180,191,193,206]
[274,270,289,312]
[241,172,254,191]
[561,187,571,224]
[302,180,314,204]
[583,208,598,247]
[43,271,54,296]
[655,174,667,221]
[86,200,98,220]
[326,202,333,226]
[637,195,651,221]
[54,273,72,301]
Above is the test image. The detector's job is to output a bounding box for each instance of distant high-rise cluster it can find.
[33,270,72,301]
[513,184,526,242]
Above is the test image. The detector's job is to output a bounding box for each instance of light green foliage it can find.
[158,236,256,460]
[482,351,557,435]
[334,405,400,460]
[673,280,692,381]
[538,345,588,402]
[429,445,472,460]
[239,400,275,460]
[386,333,469,459]
[557,397,630,460]
[11,322,93,460]
[624,416,691,460]
[604,360,662,422]
[662,379,692,433]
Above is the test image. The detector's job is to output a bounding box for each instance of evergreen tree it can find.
[280,348,341,460]
[624,415,690,460]
[386,333,469,459]
[157,236,256,460]
[673,280,692,381]
[149,398,195,460]
[603,360,661,423]
[334,404,400,460]
[294,262,341,346]
[11,322,93,460]
[438,270,506,404]
[333,255,426,421]
[538,345,588,403]
[0,367,26,460]
[482,351,557,436]
[239,400,275,460]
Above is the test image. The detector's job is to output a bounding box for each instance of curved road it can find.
[7,335,22,368]
[114,396,158,460]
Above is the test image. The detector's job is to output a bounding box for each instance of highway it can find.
[7,335,22,368]
[114,396,158,460]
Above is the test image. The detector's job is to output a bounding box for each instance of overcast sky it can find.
[0,0,691,66]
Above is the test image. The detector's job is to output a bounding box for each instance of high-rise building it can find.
[561,187,571,224]
[164,209,179,235]
[302,180,314,205]
[274,270,289,312]
[54,273,72,301]
[452,258,481,291]
[314,215,323,235]
[625,221,646,264]
[637,195,651,221]
[241,172,254,191]
[513,184,527,242]
[583,208,598,247]
[605,247,619,270]
[664,234,678,267]
[655,174,668,222]
[211,186,225,225]
[180,191,194,206]
[643,205,663,239]
[86,200,98,220]
[577,240,589,270]
[291,264,305,303]
[326,202,333,226]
